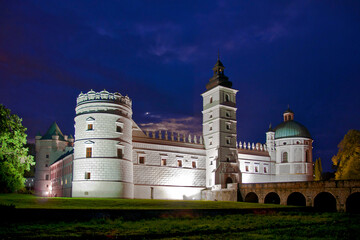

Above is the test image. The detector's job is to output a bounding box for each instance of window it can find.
[209,112,213,118]
[117,149,123,159]
[264,167,268,173]
[87,124,93,130]
[116,125,122,133]
[282,152,288,163]
[226,138,231,145]
[86,147,92,158]
[45,164,48,167]
[177,160,183,167]
[45,174,49,180]
[161,158,167,166]
[255,166,259,172]
[210,97,213,104]
[209,125,213,131]
[85,172,91,179]
[226,111,230,117]
[46,154,49,159]
[139,156,145,164]
[306,150,309,163]
[225,94,230,102]
[226,157,230,162]
[245,166,249,172]
[192,161,197,168]
[226,123,231,130]
[209,139,213,146]
[283,142,287,145]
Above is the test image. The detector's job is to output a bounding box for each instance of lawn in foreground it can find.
[0,193,290,209]
[1,211,359,239]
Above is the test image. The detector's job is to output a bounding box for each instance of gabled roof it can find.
[41,122,65,141]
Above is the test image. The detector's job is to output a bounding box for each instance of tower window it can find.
[161,158,167,166]
[177,160,183,167]
[117,149,123,159]
[255,166,259,172]
[226,138,231,145]
[86,147,92,158]
[87,124,93,130]
[192,161,197,168]
[245,166,249,172]
[45,174,49,180]
[282,152,288,163]
[226,111,230,117]
[264,166,268,173]
[116,125,122,133]
[139,156,145,164]
[225,94,230,102]
[210,97,213,104]
[85,172,91,179]
[306,150,309,163]
[226,123,231,130]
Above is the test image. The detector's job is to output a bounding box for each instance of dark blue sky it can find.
[1,1,359,172]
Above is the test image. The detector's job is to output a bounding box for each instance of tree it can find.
[314,158,323,181]
[332,129,360,180]
[0,105,35,192]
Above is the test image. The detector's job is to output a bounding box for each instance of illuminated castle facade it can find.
[34,58,313,199]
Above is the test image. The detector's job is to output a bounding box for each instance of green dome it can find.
[274,120,311,139]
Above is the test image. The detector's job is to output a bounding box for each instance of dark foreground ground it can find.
[0,194,359,239]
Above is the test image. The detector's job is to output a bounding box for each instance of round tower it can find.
[72,90,133,198]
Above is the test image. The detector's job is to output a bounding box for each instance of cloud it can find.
[139,116,202,136]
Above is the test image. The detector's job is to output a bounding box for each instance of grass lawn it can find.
[1,194,359,239]
[0,193,290,210]
[1,211,359,239]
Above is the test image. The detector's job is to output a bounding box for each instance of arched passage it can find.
[287,192,306,206]
[264,192,280,204]
[314,192,337,212]
[346,192,360,213]
[244,192,259,203]
[226,177,233,184]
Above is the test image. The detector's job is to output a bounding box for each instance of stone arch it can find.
[314,192,337,212]
[287,192,306,206]
[244,192,259,203]
[264,192,280,204]
[346,192,360,213]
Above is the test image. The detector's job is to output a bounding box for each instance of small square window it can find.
[177,160,183,167]
[255,166,259,172]
[226,157,230,162]
[85,172,91,179]
[46,154,49,159]
[116,125,123,133]
[209,140,213,145]
[86,147,92,158]
[45,164,48,167]
[45,174,49,180]
[226,138,231,144]
[245,166,249,172]
[209,126,213,131]
[161,158,167,166]
[117,149,123,159]
[139,156,145,164]
[87,124,93,130]
[192,161,197,168]
[264,167,268,173]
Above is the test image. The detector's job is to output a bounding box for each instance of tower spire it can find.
[205,54,232,90]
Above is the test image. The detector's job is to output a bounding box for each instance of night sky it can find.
[1,1,359,172]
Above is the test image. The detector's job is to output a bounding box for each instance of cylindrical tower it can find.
[72,90,133,198]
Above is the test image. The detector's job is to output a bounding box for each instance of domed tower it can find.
[273,108,313,182]
[72,90,133,198]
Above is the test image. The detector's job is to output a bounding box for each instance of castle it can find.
[34,58,313,199]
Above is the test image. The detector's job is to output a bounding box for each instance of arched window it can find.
[282,152,288,163]
[225,94,230,102]
[305,150,309,162]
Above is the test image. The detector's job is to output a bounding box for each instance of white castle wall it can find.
[132,137,206,200]
[72,90,134,198]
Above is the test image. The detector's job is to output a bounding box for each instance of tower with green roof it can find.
[34,122,74,196]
